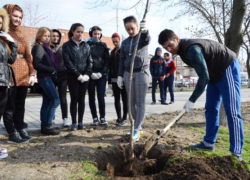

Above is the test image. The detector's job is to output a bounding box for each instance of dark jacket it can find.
[50,29,66,73]
[32,44,56,79]
[150,47,165,79]
[87,40,109,75]
[118,31,151,76]
[108,47,120,84]
[177,39,236,84]
[62,38,93,77]
[0,40,17,86]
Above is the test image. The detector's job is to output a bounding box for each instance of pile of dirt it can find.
[95,144,250,179]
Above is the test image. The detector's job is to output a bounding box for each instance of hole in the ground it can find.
[95,144,174,177]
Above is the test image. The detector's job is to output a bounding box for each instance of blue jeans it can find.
[164,74,174,102]
[38,77,60,126]
[204,60,243,155]
[88,75,106,119]
[151,77,164,103]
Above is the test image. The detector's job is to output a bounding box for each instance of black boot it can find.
[7,131,29,144]
[17,129,33,140]
[41,125,60,135]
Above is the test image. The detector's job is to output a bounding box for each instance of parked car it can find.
[241,79,249,86]
[175,79,188,87]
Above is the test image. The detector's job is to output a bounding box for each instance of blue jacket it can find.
[150,47,165,79]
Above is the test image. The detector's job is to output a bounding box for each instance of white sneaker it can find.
[63,118,70,127]
[0,152,8,159]
[0,147,7,153]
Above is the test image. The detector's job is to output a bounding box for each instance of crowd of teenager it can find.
[0,3,153,159]
[0,3,244,161]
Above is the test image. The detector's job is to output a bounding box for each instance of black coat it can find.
[32,44,56,79]
[87,41,109,74]
[62,39,93,77]
[0,40,17,86]
[108,47,120,84]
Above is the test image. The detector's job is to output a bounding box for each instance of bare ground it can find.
[0,102,250,180]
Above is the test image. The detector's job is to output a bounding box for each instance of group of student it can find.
[0,4,150,159]
[0,3,244,161]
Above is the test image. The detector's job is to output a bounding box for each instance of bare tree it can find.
[22,0,48,45]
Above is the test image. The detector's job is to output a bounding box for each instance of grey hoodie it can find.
[118,31,151,76]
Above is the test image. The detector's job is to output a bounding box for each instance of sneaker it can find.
[115,119,122,125]
[100,118,108,126]
[189,141,214,151]
[70,124,77,131]
[0,148,7,154]
[169,101,174,104]
[17,129,33,140]
[126,128,143,137]
[63,118,70,127]
[41,125,60,135]
[132,129,140,142]
[78,122,86,130]
[161,102,168,105]
[117,120,127,126]
[7,132,29,144]
[0,152,8,159]
[92,118,99,126]
[151,102,156,105]
[232,154,243,162]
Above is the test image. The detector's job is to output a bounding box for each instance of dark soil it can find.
[95,144,250,180]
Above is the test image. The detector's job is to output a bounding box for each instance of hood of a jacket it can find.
[153,47,162,58]
[52,29,62,45]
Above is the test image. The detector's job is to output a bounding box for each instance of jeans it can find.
[112,82,128,120]
[164,74,174,102]
[151,77,164,103]
[38,77,60,126]
[68,73,88,124]
[54,79,68,119]
[88,75,106,119]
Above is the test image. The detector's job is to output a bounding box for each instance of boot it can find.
[17,129,33,140]
[41,125,60,135]
[7,131,29,144]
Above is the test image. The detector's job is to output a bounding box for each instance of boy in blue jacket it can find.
[150,47,166,104]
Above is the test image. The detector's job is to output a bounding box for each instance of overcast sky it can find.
[1,0,247,63]
[1,0,198,55]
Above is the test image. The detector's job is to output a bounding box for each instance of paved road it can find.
[1,89,250,135]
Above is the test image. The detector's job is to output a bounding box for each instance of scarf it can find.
[42,43,57,70]
[3,4,23,31]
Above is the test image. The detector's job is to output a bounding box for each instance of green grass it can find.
[185,123,250,163]
[70,160,106,180]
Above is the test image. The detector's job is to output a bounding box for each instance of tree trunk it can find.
[220,0,246,126]
[247,52,250,88]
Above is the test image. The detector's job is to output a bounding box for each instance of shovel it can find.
[140,110,186,158]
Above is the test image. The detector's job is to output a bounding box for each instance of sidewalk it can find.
[1,89,250,135]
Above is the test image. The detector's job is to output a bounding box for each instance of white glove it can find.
[77,75,84,82]
[140,20,147,33]
[91,73,99,80]
[184,100,195,113]
[96,72,102,79]
[0,32,15,42]
[108,84,112,89]
[28,76,35,86]
[117,76,123,89]
[81,75,89,83]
